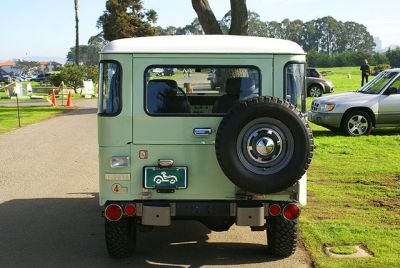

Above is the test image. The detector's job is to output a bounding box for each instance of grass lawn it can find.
[302,67,400,267]
[317,66,369,94]
[0,106,66,134]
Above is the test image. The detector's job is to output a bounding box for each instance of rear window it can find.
[98,61,122,116]
[145,66,261,115]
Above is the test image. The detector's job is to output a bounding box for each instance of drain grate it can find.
[324,244,373,258]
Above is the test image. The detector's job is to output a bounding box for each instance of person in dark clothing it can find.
[360,59,371,86]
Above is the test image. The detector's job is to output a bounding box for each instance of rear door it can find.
[130,55,272,200]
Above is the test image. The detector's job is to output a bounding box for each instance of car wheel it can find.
[341,110,372,136]
[105,218,136,258]
[267,216,298,257]
[307,85,323,97]
[215,97,314,194]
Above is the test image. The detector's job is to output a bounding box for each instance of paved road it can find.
[0,100,312,268]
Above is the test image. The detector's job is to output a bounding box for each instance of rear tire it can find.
[307,85,323,97]
[105,218,136,258]
[267,216,298,257]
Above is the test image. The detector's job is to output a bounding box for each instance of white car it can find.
[308,69,400,136]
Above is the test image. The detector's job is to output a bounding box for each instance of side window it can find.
[98,61,122,115]
[387,77,400,94]
[285,63,305,111]
[145,66,260,115]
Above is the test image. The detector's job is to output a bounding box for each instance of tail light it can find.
[105,204,123,221]
[124,204,136,216]
[282,203,300,220]
[268,204,281,216]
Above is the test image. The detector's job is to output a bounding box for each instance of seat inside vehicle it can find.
[147,79,191,113]
[213,77,257,113]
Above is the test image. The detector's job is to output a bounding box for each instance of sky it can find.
[1,0,400,62]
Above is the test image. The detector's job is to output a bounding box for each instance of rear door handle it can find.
[193,128,213,136]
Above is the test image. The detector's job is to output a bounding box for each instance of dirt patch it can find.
[370,198,400,210]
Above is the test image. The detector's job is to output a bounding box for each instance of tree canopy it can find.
[97,0,157,41]
[159,12,375,54]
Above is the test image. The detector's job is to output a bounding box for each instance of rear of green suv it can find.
[98,35,313,258]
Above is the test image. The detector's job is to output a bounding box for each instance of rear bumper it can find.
[103,200,299,227]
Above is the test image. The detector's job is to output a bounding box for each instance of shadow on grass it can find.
[0,193,292,267]
[311,127,400,138]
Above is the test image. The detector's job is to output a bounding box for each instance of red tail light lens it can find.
[268,204,281,216]
[283,203,300,220]
[124,204,136,216]
[105,204,123,221]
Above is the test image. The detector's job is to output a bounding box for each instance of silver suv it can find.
[308,69,400,136]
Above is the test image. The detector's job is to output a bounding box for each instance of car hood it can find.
[314,92,379,104]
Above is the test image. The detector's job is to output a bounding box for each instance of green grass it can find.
[318,67,367,94]
[302,66,400,267]
[0,106,66,134]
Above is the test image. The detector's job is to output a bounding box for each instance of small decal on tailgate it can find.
[105,174,130,181]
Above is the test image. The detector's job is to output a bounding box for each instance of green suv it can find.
[97,35,313,258]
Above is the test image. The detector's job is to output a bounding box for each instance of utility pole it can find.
[74,0,79,65]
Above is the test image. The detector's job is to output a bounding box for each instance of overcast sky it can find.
[1,0,399,61]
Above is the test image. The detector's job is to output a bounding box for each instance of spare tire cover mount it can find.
[237,118,294,175]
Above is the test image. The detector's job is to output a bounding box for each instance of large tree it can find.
[191,0,248,35]
[66,45,99,66]
[98,0,157,41]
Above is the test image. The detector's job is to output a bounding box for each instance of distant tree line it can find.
[90,1,400,69]
[157,13,376,55]
[308,48,400,68]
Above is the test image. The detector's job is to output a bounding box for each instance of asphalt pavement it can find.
[0,99,312,267]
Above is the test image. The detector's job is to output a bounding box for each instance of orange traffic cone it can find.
[51,90,57,107]
[66,91,73,108]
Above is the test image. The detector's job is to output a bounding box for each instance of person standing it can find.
[360,59,371,86]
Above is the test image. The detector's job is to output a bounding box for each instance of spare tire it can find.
[215,97,313,194]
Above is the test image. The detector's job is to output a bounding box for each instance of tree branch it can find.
[191,0,222,34]
[229,0,248,35]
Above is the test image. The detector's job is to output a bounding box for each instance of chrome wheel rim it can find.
[347,115,368,135]
[237,118,294,175]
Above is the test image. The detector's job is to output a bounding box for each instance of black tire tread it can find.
[105,218,136,258]
[267,216,298,257]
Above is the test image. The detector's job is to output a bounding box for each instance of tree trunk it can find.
[229,0,248,35]
[191,0,222,34]
[74,0,80,65]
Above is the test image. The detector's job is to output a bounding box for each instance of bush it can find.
[307,50,390,68]
[50,73,63,87]
[373,64,391,75]
[60,65,85,92]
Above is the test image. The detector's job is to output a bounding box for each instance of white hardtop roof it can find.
[101,35,305,55]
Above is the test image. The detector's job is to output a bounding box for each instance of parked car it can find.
[31,73,51,82]
[0,74,12,84]
[306,68,334,97]
[308,69,400,136]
